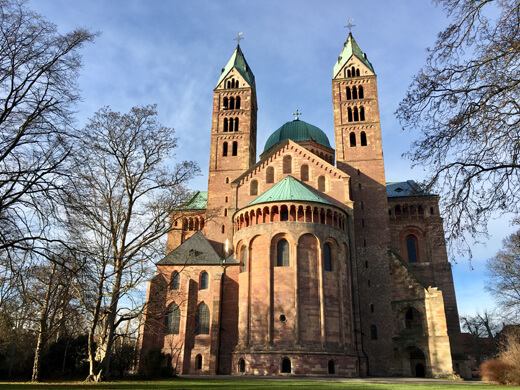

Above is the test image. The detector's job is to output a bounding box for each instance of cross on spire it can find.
[234,32,244,45]
[293,108,302,121]
[344,18,356,33]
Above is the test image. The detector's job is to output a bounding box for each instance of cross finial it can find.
[344,18,356,33]
[234,32,244,45]
[293,108,302,121]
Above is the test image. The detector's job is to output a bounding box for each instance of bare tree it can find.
[461,310,499,338]
[63,105,198,381]
[396,0,519,252]
[0,0,94,257]
[487,226,520,321]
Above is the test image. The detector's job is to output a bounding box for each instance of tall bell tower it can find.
[205,43,257,248]
[332,32,394,375]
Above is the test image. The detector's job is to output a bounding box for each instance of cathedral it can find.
[138,32,466,378]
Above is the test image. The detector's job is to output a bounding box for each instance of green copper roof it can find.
[333,33,374,77]
[263,119,331,153]
[216,45,255,88]
[249,176,331,206]
[184,191,207,210]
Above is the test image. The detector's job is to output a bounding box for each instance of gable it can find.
[159,231,225,265]
[215,68,250,90]
[232,140,352,210]
[334,55,374,80]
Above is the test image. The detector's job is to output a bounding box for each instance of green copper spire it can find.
[333,32,374,78]
[216,44,255,88]
[249,176,331,206]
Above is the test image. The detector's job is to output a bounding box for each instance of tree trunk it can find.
[31,263,56,382]
[86,263,107,382]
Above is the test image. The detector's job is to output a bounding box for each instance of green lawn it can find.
[0,378,518,390]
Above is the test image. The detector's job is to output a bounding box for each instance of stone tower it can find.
[332,32,394,375]
[206,44,257,248]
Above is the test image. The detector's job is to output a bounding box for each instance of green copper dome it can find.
[263,119,331,153]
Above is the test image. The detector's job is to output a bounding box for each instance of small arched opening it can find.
[238,358,246,373]
[195,354,203,370]
[349,132,356,147]
[281,357,291,373]
[328,360,335,375]
[360,131,367,146]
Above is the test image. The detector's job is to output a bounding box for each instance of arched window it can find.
[328,360,335,375]
[221,225,225,233]
[250,180,258,196]
[323,243,333,271]
[171,271,180,290]
[352,86,358,99]
[281,357,291,373]
[229,97,235,110]
[195,303,210,334]
[276,239,289,267]
[406,234,419,263]
[200,271,209,289]
[226,80,231,89]
[232,141,238,156]
[240,245,247,272]
[223,118,228,132]
[355,68,360,77]
[223,142,228,156]
[238,358,246,373]
[347,107,353,122]
[164,303,180,334]
[358,85,364,99]
[225,177,230,184]
[236,96,241,109]
[370,324,378,340]
[349,132,356,147]
[234,79,239,88]
[300,164,309,181]
[195,354,203,370]
[353,106,359,121]
[346,68,351,78]
[360,106,365,121]
[360,131,367,146]
[351,66,356,77]
[405,307,423,330]
[318,176,326,192]
[266,166,274,183]
[346,87,352,100]
[234,117,239,131]
[283,155,292,174]
[223,97,228,109]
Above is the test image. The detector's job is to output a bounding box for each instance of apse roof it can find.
[249,175,332,206]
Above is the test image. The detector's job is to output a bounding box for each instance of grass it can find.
[0,378,518,390]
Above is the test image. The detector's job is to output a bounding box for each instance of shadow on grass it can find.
[0,378,515,390]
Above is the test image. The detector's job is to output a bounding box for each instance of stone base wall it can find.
[231,351,360,376]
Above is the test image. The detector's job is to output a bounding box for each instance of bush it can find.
[481,359,513,384]
[481,328,520,385]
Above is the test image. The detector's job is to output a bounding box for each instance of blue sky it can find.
[29,0,516,319]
